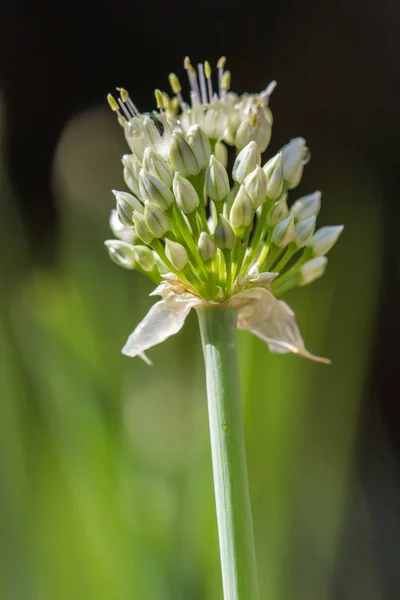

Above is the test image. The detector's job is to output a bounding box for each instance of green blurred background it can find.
[0,1,400,598]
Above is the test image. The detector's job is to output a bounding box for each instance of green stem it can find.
[197,307,259,600]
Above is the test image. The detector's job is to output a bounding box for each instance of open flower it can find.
[105,57,343,363]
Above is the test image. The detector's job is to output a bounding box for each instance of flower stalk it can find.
[197,306,259,600]
[104,55,344,600]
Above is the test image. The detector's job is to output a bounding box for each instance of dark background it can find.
[0,1,399,599]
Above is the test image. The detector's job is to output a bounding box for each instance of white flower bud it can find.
[132,212,154,245]
[104,240,136,269]
[131,245,156,272]
[142,117,161,148]
[165,239,189,270]
[130,132,146,163]
[144,201,171,238]
[291,191,321,221]
[201,104,227,139]
[271,214,295,248]
[235,111,271,153]
[198,232,217,262]
[205,156,230,202]
[214,216,235,250]
[173,172,199,214]
[263,152,284,200]
[122,154,141,197]
[214,141,228,169]
[187,125,211,170]
[139,169,174,210]
[294,216,316,248]
[267,195,289,226]
[113,190,143,226]
[233,141,261,184]
[109,209,138,244]
[142,148,173,188]
[229,186,255,230]
[308,226,344,256]
[299,256,328,285]
[170,131,200,176]
[243,166,267,209]
[281,138,309,189]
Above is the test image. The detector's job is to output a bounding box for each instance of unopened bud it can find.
[281,138,309,189]
[235,110,271,153]
[109,209,138,244]
[267,195,289,226]
[308,225,344,256]
[132,212,154,245]
[139,169,173,210]
[143,148,173,188]
[214,141,228,169]
[198,232,217,262]
[294,216,316,248]
[291,191,321,221]
[131,245,156,272]
[173,172,199,214]
[113,190,143,226]
[233,141,261,184]
[214,216,235,250]
[263,152,284,200]
[104,240,136,269]
[230,186,255,230]
[299,257,328,285]
[130,132,146,163]
[170,131,200,176]
[165,239,189,270]
[122,154,141,197]
[144,201,171,238]
[142,117,162,147]
[243,165,267,209]
[187,125,211,170]
[205,156,230,202]
[271,214,295,248]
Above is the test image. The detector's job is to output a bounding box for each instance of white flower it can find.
[106,57,343,364]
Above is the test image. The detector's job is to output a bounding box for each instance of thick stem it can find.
[197,307,259,600]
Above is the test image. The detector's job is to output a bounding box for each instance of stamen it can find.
[217,56,226,98]
[221,71,231,98]
[217,56,226,69]
[118,87,129,103]
[261,80,277,98]
[169,72,182,94]
[190,90,200,108]
[154,89,164,111]
[118,98,132,120]
[107,93,126,123]
[197,63,208,104]
[204,61,213,102]
[116,87,140,117]
[168,72,186,110]
[107,93,120,112]
[184,56,201,101]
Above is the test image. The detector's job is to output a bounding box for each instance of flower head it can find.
[105,58,343,363]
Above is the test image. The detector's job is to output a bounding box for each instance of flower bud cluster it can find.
[105,58,343,301]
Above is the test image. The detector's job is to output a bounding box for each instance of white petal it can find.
[122,294,201,360]
[228,287,330,363]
